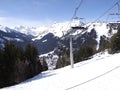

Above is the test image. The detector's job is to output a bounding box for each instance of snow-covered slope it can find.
[0,25,15,33]
[0,25,7,32]
[12,26,36,35]
[2,52,120,90]
[31,20,81,40]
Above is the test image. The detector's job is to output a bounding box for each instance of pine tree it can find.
[0,48,4,87]
[99,37,110,52]
[25,44,42,78]
[4,41,16,85]
[74,46,94,63]
[42,58,48,71]
[56,48,70,69]
[16,46,25,61]
[110,26,120,53]
[0,42,43,88]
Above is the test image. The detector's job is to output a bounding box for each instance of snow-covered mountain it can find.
[0,21,119,54]
[12,25,36,36]
[9,20,81,40]
[0,25,33,48]
[1,52,120,90]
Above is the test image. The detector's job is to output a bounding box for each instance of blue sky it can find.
[0,0,119,27]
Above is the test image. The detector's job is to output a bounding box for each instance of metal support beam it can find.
[70,35,74,68]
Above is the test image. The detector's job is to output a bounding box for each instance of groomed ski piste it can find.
[1,51,120,90]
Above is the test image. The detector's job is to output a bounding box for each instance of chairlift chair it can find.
[71,17,87,30]
[71,26,87,30]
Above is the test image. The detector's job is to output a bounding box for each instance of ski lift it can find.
[106,13,120,23]
[71,26,86,29]
[71,17,87,30]
[106,12,120,30]
[106,2,120,23]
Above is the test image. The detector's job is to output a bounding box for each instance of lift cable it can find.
[72,0,83,20]
[88,0,120,27]
[61,0,84,37]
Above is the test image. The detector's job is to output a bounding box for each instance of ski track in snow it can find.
[66,65,120,90]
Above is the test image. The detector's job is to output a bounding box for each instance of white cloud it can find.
[0,17,54,27]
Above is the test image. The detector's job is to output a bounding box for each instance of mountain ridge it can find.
[0,21,119,54]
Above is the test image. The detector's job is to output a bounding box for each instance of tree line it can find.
[56,46,95,69]
[98,25,120,54]
[0,41,48,88]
